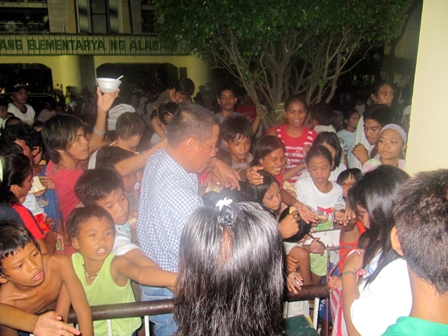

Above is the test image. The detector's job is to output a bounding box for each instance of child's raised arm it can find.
[111,255,177,291]
[52,255,93,336]
[89,87,119,153]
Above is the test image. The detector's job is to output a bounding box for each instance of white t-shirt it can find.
[113,221,140,256]
[294,176,345,217]
[351,257,412,336]
[8,103,35,124]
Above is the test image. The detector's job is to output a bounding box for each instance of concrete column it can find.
[405,0,448,174]
[51,56,83,94]
[186,55,211,96]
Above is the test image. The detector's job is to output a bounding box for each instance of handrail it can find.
[68,284,329,323]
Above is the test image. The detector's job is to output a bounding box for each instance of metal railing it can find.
[68,285,329,335]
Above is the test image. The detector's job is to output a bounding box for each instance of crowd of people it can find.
[0,76,445,336]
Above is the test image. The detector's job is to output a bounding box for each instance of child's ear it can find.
[371,93,378,103]
[0,274,8,284]
[71,237,80,250]
[223,140,229,150]
[390,226,404,256]
[9,184,19,196]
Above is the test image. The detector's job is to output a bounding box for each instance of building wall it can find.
[405,0,448,174]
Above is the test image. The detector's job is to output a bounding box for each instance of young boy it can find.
[384,170,448,335]
[67,205,177,335]
[150,102,178,145]
[218,116,253,180]
[0,220,92,336]
[74,167,167,269]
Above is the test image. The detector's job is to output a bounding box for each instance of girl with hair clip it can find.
[175,199,296,336]
[0,154,63,254]
[341,165,411,336]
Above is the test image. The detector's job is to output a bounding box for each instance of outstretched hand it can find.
[210,159,241,190]
[286,272,303,294]
[33,311,80,336]
[246,165,264,185]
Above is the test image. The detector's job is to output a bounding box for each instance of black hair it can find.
[174,201,283,335]
[174,78,195,96]
[74,167,124,206]
[305,144,333,167]
[217,85,237,98]
[4,117,22,128]
[0,140,22,156]
[250,135,285,167]
[166,104,218,148]
[313,132,341,169]
[243,171,279,205]
[336,168,361,186]
[348,165,410,286]
[96,146,135,169]
[394,170,448,295]
[371,80,392,97]
[341,106,360,123]
[115,112,146,140]
[0,220,39,275]
[2,123,41,152]
[221,116,252,142]
[0,98,8,107]
[363,104,392,127]
[0,154,32,205]
[310,103,334,126]
[66,205,115,240]
[158,102,179,126]
[42,114,84,164]
[284,96,308,112]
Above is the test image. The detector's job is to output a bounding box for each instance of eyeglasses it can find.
[194,138,218,153]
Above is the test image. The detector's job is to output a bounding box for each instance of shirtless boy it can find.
[0,220,93,336]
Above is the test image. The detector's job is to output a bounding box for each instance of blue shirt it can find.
[137,149,203,272]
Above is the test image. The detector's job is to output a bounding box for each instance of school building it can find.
[0,0,210,94]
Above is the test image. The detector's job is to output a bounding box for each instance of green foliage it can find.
[154,0,410,120]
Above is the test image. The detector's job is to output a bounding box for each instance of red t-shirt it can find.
[268,124,317,184]
[338,221,367,272]
[11,203,46,240]
[236,104,257,123]
[46,161,84,223]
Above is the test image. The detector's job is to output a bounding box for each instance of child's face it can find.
[0,242,44,287]
[259,148,286,176]
[0,106,7,120]
[346,112,360,129]
[123,173,138,193]
[96,188,129,225]
[224,136,251,164]
[378,129,406,161]
[72,217,115,262]
[372,84,394,107]
[340,175,356,199]
[307,156,331,186]
[66,127,90,161]
[356,205,370,229]
[363,119,382,145]
[218,90,237,112]
[262,182,281,212]
[173,91,188,104]
[11,171,33,201]
[285,101,307,128]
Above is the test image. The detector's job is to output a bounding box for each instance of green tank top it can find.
[72,252,141,336]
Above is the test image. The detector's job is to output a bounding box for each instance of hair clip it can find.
[216,197,233,227]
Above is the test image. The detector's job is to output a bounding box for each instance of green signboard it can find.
[0,34,186,56]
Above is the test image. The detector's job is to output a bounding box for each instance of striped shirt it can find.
[269,124,317,184]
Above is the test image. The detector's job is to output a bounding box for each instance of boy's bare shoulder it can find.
[43,254,73,275]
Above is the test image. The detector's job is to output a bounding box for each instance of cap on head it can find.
[10,83,28,93]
